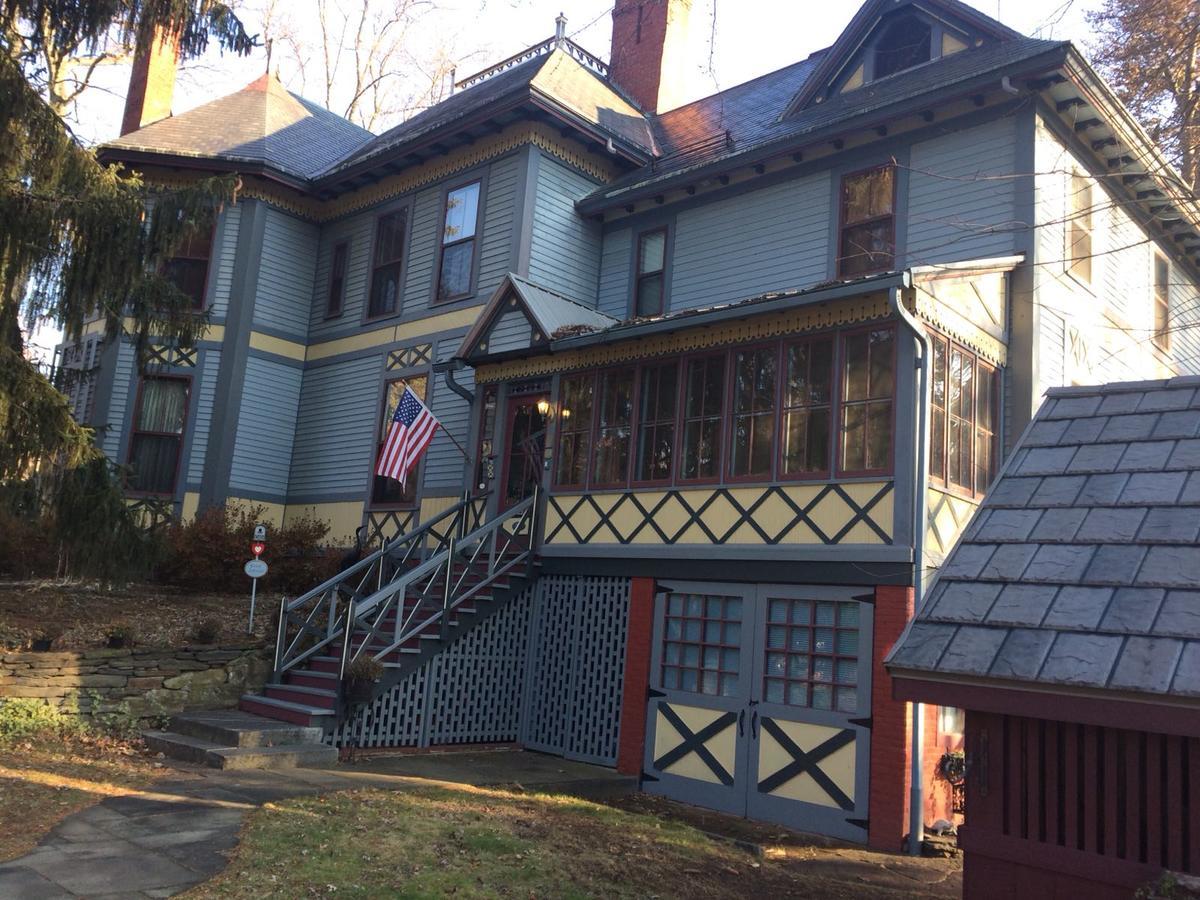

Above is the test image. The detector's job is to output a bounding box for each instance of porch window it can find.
[929,333,998,495]
[128,377,189,494]
[371,375,427,506]
[326,241,348,318]
[662,592,742,697]
[634,228,667,317]
[780,337,833,477]
[679,354,726,481]
[162,227,213,309]
[1067,172,1093,284]
[1154,255,1170,351]
[838,165,895,277]
[368,210,407,318]
[555,373,594,487]
[730,346,777,479]
[592,370,635,486]
[635,360,678,482]
[840,328,894,474]
[764,597,859,713]
[873,14,932,79]
[437,180,481,302]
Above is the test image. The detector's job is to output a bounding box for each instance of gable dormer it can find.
[783,0,1022,116]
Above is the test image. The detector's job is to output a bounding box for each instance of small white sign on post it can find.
[245,558,268,633]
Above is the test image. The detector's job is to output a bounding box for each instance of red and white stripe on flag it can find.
[376,385,440,488]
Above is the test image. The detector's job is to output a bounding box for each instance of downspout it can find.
[436,357,475,404]
[889,279,930,856]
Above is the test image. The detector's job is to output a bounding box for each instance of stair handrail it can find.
[337,487,540,677]
[273,492,487,676]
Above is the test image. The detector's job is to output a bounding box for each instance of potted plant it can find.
[344,655,384,704]
[937,750,966,785]
[31,625,63,652]
[105,625,135,649]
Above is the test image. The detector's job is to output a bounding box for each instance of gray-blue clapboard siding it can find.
[477,154,520,301]
[253,208,319,338]
[528,155,601,305]
[185,349,221,485]
[208,205,241,320]
[421,337,475,493]
[101,340,136,460]
[596,227,632,319]
[287,356,379,497]
[229,356,303,498]
[487,308,534,354]
[905,117,1019,266]
[671,172,831,313]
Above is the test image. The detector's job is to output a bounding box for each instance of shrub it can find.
[157,503,340,594]
[0,698,87,744]
[188,617,221,644]
[105,624,135,648]
[346,655,384,683]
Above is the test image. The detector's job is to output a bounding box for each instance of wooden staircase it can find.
[237,491,541,735]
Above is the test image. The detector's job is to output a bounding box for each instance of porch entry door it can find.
[644,582,873,843]
[499,393,548,511]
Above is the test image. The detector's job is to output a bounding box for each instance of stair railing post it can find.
[441,535,455,641]
[527,483,540,575]
[272,593,288,682]
[338,598,356,682]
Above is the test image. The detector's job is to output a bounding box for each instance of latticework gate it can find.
[522,575,631,766]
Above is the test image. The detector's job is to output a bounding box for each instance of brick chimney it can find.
[120,27,180,136]
[608,0,693,113]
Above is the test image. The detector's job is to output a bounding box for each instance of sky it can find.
[30,0,1100,356]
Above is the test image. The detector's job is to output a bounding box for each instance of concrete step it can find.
[169,709,324,748]
[142,729,337,770]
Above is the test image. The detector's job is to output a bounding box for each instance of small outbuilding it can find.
[888,378,1200,899]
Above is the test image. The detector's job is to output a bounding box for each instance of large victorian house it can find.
[65,0,1200,852]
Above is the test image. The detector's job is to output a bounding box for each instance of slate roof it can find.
[103,73,372,181]
[887,378,1200,702]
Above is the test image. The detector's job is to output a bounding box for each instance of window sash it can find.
[840,329,894,475]
[780,338,834,477]
[592,370,635,486]
[1067,173,1093,283]
[369,210,407,318]
[839,166,895,277]
[327,242,348,317]
[128,378,188,495]
[929,332,998,496]
[1154,256,1171,351]
[437,181,481,302]
[635,360,678,483]
[555,374,595,487]
[635,229,668,317]
[680,354,726,482]
[729,346,778,480]
[371,375,427,507]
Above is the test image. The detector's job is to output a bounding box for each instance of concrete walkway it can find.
[0,750,635,899]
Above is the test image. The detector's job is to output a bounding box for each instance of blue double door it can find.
[643,581,873,842]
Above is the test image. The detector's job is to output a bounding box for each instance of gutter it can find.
[888,278,931,857]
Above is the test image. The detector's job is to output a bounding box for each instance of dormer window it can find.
[873,14,932,79]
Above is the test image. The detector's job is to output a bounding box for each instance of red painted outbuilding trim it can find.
[617,577,656,775]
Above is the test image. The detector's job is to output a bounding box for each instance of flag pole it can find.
[397,378,471,461]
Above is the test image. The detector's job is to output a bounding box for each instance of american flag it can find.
[376,386,439,488]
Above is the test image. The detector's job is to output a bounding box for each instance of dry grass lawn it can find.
[189,785,960,899]
[0,734,165,861]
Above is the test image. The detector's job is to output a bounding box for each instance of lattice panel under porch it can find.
[334,661,428,749]
[523,575,631,766]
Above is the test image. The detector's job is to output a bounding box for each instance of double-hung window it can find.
[555,374,594,488]
[930,333,998,495]
[1154,256,1171,351]
[729,346,777,479]
[838,165,895,277]
[368,210,407,318]
[128,377,189,494]
[840,328,895,474]
[680,354,726,481]
[326,242,348,318]
[371,375,427,506]
[162,227,213,309]
[780,337,834,477]
[437,181,481,302]
[634,228,667,317]
[635,360,678,482]
[1067,172,1093,284]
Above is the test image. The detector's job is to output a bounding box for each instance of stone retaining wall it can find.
[0,643,271,722]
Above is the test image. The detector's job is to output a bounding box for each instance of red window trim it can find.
[836,163,897,279]
[835,323,897,479]
[368,375,428,511]
[125,374,191,497]
[927,329,999,500]
[433,178,483,306]
[726,341,781,484]
[776,332,836,482]
[325,240,349,319]
[634,226,668,318]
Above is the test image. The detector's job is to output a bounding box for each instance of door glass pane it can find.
[503,400,547,508]
[660,591,743,697]
[761,598,861,711]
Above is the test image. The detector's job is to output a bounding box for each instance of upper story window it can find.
[838,165,895,278]
[593,370,635,486]
[929,333,998,496]
[1067,172,1094,285]
[371,375,427,507]
[729,346,777,480]
[681,354,726,481]
[781,337,834,477]
[555,373,595,488]
[162,227,213,309]
[326,241,348,318]
[1154,255,1171,352]
[128,376,189,495]
[873,14,932,79]
[369,210,407,319]
[840,328,895,475]
[635,360,678,483]
[635,228,668,317]
[437,180,481,302]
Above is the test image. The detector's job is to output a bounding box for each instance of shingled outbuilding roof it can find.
[887,378,1200,703]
